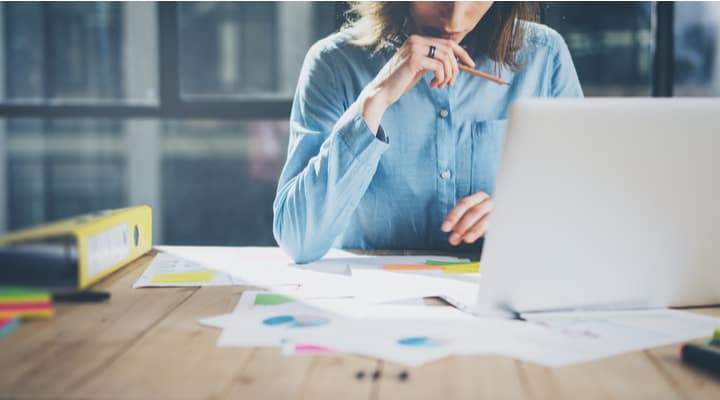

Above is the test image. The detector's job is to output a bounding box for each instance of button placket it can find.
[433,91,454,246]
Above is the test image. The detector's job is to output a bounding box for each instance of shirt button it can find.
[439,109,449,118]
[440,170,451,180]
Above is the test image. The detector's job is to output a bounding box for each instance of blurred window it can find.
[178,2,336,99]
[5,118,127,228]
[3,118,286,245]
[543,2,653,96]
[674,2,720,96]
[1,2,719,245]
[0,2,336,245]
[0,2,158,105]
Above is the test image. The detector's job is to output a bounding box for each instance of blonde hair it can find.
[343,2,540,71]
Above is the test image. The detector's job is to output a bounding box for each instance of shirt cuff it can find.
[375,125,389,144]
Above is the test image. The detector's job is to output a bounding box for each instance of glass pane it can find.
[674,2,720,96]
[1,118,288,247]
[162,120,287,245]
[5,118,127,229]
[178,1,337,100]
[0,2,158,105]
[543,2,653,96]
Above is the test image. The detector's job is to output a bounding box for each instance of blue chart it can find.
[263,314,330,328]
[397,336,450,348]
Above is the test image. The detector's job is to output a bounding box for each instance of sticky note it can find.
[383,262,480,273]
[0,288,51,303]
[425,259,476,266]
[442,267,479,274]
[254,293,295,306]
[0,318,19,338]
[711,328,720,345]
[0,302,53,311]
[441,263,480,274]
[0,318,17,329]
[0,303,54,319]
[151,271,215,284]
[383,264,444,271]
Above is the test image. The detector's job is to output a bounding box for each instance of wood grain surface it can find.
[1,252,718,400]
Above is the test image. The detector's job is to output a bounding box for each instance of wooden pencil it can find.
[458,64,510,85]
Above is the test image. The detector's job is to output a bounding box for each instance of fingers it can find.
[447,198,494,245]
[406,35,473,89]
[455,213,491,245]
[418,57,445,89]
[441,192,490,232]
[432,45,456,88]
[448,41,475,68]
[407,37,452,88]
[442,46,459,87]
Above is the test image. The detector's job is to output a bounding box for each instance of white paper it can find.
[346,255,479,284]
[517,308,720,366]
[198,291,537,366]
[287,316,543,367]
[293,254,469,276]
[155,246,358,297]
[350,268,479,304]
[204,291,473,321]
[155,246,351,285]
[199,291,720,368]
[133,252,246,288]
[154,246,475,301]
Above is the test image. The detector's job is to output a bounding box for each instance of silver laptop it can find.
[474,98,720,315]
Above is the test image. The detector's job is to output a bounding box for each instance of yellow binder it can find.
[0,205,152,290]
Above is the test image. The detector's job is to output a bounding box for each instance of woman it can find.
[273,2,583,263]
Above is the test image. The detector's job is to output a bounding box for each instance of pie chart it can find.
[262,314,330,328]
[397,336,450,347]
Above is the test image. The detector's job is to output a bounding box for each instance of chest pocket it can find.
[471,119,508,196]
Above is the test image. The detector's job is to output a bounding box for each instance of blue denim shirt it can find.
[273,23,583,263]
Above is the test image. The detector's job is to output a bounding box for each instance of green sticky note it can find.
[254,293,295,306]
[151,271,214,284]
[426,259,478,266]
[711,328,720,345]
[0,288,51,302]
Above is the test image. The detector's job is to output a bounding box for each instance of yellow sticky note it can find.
[442,263,480,274]
[151,271,215,284]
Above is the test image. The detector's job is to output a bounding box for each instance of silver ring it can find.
[428,45,436,59]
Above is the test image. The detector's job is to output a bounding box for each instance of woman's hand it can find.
[441,192,493,246]
[358,35,475,134]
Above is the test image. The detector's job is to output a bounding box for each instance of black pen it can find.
[681,342,720,375]
[53,291,111,303]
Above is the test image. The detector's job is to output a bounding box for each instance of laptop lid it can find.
[475,98,720,314]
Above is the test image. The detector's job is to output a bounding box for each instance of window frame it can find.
[0,2,675,121]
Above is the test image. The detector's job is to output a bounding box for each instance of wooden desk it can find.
[1,253,719,400]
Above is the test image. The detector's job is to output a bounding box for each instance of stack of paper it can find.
[133,253,247,288]
[135,247,720,367]
[136,247,479,303]
[199,290,544,366]
[200,290,720,367]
